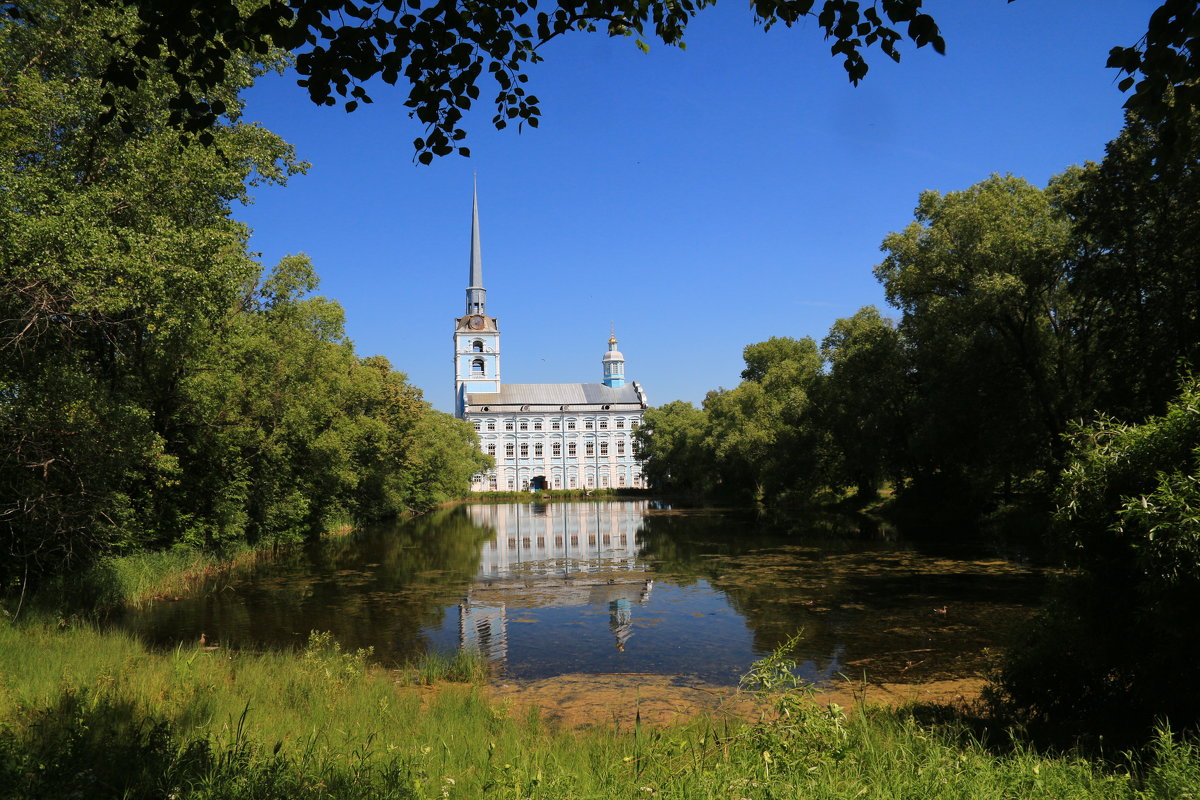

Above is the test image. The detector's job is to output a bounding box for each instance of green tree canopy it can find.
[1,0,486,591]
[634,400,711,496]
[816,305,909,498]
[1,0,301,577]
[10,0,952,159]
[705,336,823,502]
[874,173,1081,497]
[3,1,1182,161]
[1065,107,1200,421]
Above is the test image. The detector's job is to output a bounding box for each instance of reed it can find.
[402,646,489,685]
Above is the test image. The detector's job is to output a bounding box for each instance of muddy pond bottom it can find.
[486,673,989,729]
[121,501,1048,686]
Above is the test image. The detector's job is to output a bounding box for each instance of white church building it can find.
[453,186,649,492]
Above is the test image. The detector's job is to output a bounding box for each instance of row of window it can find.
[473,418,639,432]
[483,474,641,491]
[485,441,638,458]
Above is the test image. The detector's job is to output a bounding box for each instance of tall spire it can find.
[466,175,486,315]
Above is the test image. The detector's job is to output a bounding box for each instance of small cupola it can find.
[602,328,625,388]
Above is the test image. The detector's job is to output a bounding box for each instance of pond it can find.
[121,500,1049,686]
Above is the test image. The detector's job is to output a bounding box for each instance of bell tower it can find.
[454,179,500,416]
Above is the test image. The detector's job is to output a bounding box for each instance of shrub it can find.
[996,376,1200,744]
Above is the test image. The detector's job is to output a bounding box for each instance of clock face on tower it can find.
[468,315,485,330]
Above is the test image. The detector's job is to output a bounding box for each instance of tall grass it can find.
[2,617,1199,799]
[402,646,489,685]
[10,514,363,617]
[20,546,252,614]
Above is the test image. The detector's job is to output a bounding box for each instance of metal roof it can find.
[466,382,645,409]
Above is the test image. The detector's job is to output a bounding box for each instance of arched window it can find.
[471,358,485,376]
[472,340,484,352]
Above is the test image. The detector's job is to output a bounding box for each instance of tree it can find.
[634,400,711,496]
[5,1,1188,163]
[705,336,823,502]
[403,410,491,508]
[816,306,909,498]
[874,174,1083,499]
[1,0,486,592]
[4,0,950,160]
[1105,0,1200,150]
[1064,107,1200,422]
[0,0,301,580]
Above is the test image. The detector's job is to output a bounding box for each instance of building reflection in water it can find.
[609,579,653,652]
[458,501,655,667]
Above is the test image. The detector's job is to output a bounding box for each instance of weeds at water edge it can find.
[400,647,489,685]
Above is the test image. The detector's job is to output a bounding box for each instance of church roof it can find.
[466,381,646,411]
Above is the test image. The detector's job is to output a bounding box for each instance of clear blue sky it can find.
[234,1,1157,414]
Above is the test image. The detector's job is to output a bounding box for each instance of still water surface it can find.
[122,501,1048,685]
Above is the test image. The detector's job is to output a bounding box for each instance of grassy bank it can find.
[10,518,361,617]
[2,619,1198,799]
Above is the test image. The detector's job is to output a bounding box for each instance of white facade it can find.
[462,387,648,491]
[452,186,648,492]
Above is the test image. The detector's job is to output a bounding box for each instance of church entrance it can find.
[530,475,547,492]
